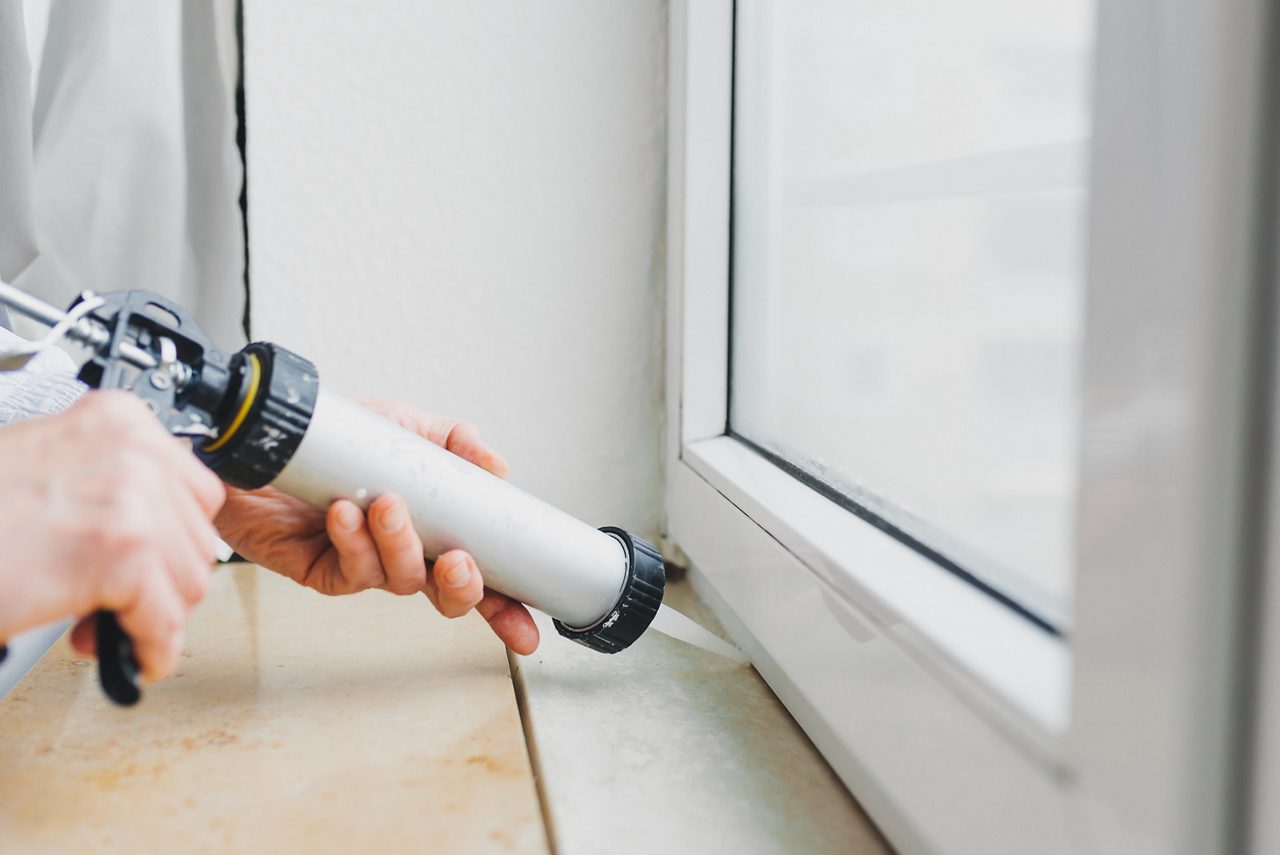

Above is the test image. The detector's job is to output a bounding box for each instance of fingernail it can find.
[337,503,361,531]
[443,558,472,588]
[381,504,406,533]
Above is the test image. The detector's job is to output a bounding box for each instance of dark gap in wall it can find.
[235,0,251,340]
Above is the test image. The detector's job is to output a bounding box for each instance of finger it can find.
[70,615,96,656]
[324,500,387,593]
[104,562,188,683]
[153,471,218,606]
[356,400,509,478]
[475,590,539,655]
[443,422,509,478]
[88,391,226,518]
[430,550,485,618]
[361,399,453,446]
[368,494,428,595]
[92,458,210,610]
[166,441,227,518]
[136,426,226,519]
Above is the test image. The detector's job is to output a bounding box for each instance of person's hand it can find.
[0,391,226,682]
[214,399,540,654]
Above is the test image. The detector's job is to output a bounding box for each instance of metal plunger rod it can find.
[0,280,72,328]
[0,281,156,369]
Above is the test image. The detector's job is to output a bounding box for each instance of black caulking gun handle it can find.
[95,610,142,706]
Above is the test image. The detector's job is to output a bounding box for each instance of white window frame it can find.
[663,2,1276,853]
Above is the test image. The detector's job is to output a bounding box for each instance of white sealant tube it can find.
[272,388,629,628]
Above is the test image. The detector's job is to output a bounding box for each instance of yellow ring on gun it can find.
[204,352,262,452]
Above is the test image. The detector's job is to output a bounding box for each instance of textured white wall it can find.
[244,3,667,537]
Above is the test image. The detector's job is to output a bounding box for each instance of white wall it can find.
[244,3,667,537]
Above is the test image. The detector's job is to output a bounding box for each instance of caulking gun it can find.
[0,283,737,705]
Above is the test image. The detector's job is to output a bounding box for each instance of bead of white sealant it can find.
[271,388,630,628]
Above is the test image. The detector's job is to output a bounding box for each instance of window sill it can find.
[512,577,890,854]
[682,435,1071,739]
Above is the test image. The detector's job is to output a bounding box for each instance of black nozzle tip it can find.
[553,527,665,654]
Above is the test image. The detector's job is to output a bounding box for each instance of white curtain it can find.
[2,0,246,348]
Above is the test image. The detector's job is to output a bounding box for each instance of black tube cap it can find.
[199,342,318,489]
[553,527,666,654]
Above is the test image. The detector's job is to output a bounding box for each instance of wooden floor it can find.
[0,564,890,854]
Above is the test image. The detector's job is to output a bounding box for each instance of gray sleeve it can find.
[0,328,85,425]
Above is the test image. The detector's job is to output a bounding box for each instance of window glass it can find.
[730,0,1095,629]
